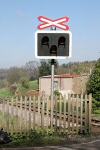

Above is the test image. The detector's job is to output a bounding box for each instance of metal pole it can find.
[50,59,55,127]
[50,26,56,128]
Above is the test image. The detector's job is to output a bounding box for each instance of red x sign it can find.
[38,16,70,30]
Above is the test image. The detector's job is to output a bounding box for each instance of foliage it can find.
[92,98,100,113]
[20,77,29,89]
[39,60,58,77]
[57,61,96,75]
[38,60,51,77]
[0,60,96,85]
[54,90,61,97]
[17,80,38,95]
[0,129,65,147]
[87,58,100,103]
[94,109,100,114]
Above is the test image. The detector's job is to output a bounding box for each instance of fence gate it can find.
[0,94,92,135]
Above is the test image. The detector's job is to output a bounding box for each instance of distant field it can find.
[0,80,38,98]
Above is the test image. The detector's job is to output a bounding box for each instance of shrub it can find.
[20,77,29,89]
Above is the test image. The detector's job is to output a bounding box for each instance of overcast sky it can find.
[0,0,100,68]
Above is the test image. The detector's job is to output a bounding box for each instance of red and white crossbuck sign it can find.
[38,16,70,30]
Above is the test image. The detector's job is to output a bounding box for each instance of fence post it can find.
[6,98,9,132]
[10,97,14,134]
[15,96,19,132]
[28,96,32,131]
[55,95,58,131]
[85,94,88,133]
[25,96,28,133]
[59,94,62,131]
[80,94,83,133]
[88,94,92,133]
[41,93,45,128]
[2,98,6,130]
[33,96,36,129]
[63,95,66,133]
[72,94,75,134]
[19,96,23,132]
[68,94,71,134]
[46,95,49,128]
[38,95,41,127]
[76,94,79,134]
[23,96,26,132]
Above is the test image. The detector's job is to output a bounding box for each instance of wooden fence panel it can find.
[0,93,92,135]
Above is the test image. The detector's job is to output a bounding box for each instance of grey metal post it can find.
[50,26,56,128]
[50,59,55,127]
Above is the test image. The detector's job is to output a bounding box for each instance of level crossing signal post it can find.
[35,16,72,128]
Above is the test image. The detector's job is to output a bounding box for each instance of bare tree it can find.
[7,67,29,84]
[25,61,39,80]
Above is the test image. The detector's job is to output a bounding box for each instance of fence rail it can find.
[0,93,92,135]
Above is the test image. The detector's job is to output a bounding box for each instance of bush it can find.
[20,77,29,89]
[87,58,100,102]
[54,90,61,97]
[5,128,63,147]
[10,83,17,94]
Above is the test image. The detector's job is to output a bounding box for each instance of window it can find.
[54,81,59,91]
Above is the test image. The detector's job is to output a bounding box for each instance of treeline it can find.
[57,60,96,75]
[0,60,96,88]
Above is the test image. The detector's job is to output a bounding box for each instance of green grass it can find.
[94,109,100,114]
[29,80,38,90]
[18,80,38,95]
[93,109,100,119]
[0,80,38,98]
[0,88,13,98]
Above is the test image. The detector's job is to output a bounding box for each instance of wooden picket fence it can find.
[0,93,92,135]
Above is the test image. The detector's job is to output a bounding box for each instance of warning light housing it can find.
[35,30,72,59]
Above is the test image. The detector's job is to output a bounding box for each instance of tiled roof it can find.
[41,74,80,78]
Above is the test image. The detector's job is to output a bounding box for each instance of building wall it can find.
[39,77,73,96]
[39,78,51,95]
[73,75,89,94]
[60,78,73,91]
[39,75,89,96]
